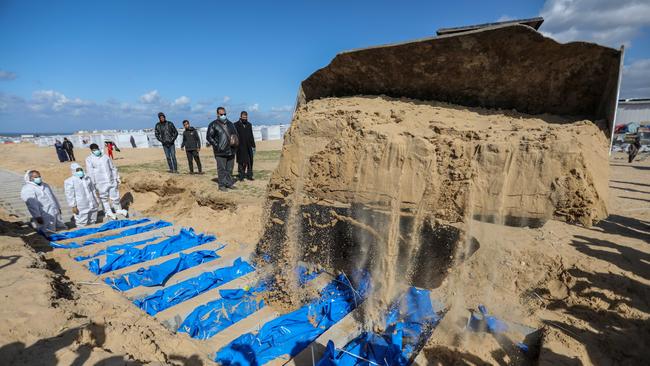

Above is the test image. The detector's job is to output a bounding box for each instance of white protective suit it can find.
[64,163,99,227]
[20,171,64,233]
[85,152,126,218]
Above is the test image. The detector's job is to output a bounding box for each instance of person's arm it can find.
[47,184,62,212]
[171,122,178,141]
[181,131,186,149]
[206,123,215,146]
[64,179,76,208]
[249,127,256,148]
[21,187,43,220]
[85,157,96,185]
[108,157,119,184]
[194,130,201,150]
[154,123,162,142]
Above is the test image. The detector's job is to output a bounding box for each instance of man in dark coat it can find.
[154,112,179,173]
[234,111,256,181]
[181,120,203,174]
[206,107,239,191]
[62,137,75,161]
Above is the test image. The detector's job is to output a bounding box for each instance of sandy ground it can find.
[0,141,648,365]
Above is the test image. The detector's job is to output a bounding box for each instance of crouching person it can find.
[20,170,65,234]
[85,143,128,220]
[64,163,99,227]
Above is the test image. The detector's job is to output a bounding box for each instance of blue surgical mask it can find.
[75,170,85,178]
[92,150,102,156]
[219,115,227,121]
[33,177,42,185]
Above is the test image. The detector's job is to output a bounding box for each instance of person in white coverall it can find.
[85,143,128,220]
[20,170,65,233]
[64,162,99,227]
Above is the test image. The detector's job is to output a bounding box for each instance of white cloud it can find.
[0,89,293,132]
[172,95,191,106]
[271,105,293,112]
[223,95,231,103]
[621,58,650,98]
[540,0,650,48]
[139,89,160,104]
[0,69,17,81]
[497,15,514,22]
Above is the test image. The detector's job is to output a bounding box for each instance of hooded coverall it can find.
[85,152,124,216]
[64,163,99,227]
[20,170,64,233]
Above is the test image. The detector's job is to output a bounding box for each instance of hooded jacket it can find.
[155,118,179,146]
[206,118,238,157]
[64,163,99,212]
[20,171,61,220]
[181,127,202,151]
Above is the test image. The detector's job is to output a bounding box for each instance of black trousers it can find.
[215,155,235,188]
[238,155,254,179]
[186,149,202,173]
[65,149,75,161]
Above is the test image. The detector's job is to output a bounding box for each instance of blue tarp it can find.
[317,287,440,366]
[179,282,267,339]
[87,228,215,275]
[178,267,321,340]
[74,237,161,261]
[215,274,368,366]
[48,218,150,242]
[105,250,221,291]
[54,220,172,249]
[133,257,255,316]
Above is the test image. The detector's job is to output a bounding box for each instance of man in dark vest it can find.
[234,111,256,181]
[206,107,239,191]
[181,119,203,174]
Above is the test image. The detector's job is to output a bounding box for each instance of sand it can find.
[257,96,611,328]
[0,132,648,365]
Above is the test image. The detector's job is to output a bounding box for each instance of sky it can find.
[1,0,649,133]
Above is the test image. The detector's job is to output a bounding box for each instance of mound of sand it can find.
[257,95,610,327]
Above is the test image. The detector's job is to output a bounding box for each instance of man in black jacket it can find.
[62,137,75,161]
[154,112,179,173]
[234,111,256,181]
[181,120,203,174]
[206,107,239,191]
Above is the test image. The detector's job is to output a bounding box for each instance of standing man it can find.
[20,170,65,234]
[206,107,239,191]
[86,143,128,220]
[155,112,179,173]
[64,163,99,227]
[63,137,75,161]
[234,111,256,181]
[181,120,203,174]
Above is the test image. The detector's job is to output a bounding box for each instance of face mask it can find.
[219,115,227,121]
[75,170,85,178]
[92,150,102,156]
[33,177,42,185]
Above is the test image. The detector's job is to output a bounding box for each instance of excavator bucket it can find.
[257,21,622,292]
[298,23,622,135]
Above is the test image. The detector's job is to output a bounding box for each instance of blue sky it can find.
[1,0,649,133]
